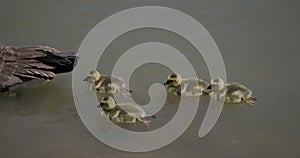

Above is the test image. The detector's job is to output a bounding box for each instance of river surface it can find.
[0,0,299,157]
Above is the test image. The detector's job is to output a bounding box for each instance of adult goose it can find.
[0,44,77,93]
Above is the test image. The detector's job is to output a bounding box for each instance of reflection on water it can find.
[1,0,300,157]
[0,81,78,124]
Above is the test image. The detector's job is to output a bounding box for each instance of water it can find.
[1,0,300,157]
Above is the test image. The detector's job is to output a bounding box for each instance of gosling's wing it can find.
[183,78,207,90]
[198,78,208,88]
[98,75,126,92]
[97,76,111,87]
[101,75,125,85]
[118,104,146,117]
[226,82,249,95]
[182,78,197,87]
[110,75,126,87]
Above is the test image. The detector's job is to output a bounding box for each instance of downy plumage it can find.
[98,96,150,126]
[207,78,256,105]
[83,70,132,96]
[163,73,208,97]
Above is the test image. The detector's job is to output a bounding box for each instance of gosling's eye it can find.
[96,88,100,91]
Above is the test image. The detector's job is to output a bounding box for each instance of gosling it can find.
[98,96,150,127]
[83,70,132,96]
[163,73,208,97]
[207,78,257,105]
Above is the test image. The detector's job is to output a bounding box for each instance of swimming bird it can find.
[83,70,132,96]
[0,44,77,94]
[98,96,150,126]
[163,73,208,97]
[207,78,256,105]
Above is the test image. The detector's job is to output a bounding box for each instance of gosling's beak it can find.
[163,80,172,85]
[83,76,89,81]
[206,85,212,89]
[97,103,104,108]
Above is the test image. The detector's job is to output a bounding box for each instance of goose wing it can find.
[183,78,207,89]
[0,45,76,92]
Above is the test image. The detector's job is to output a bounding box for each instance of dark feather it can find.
[0,44,77,92]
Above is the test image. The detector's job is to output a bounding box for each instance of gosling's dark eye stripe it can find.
[103,97,109,101]
[170,74,177,78]
[165,80,174,85]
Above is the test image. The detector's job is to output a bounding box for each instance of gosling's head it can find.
[207,78,225,90]
[98,96,116,110]
[83,70,101,83]
[163,73,182,87]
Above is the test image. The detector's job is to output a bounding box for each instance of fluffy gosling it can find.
[83,70,132,96]
[163,73,208,97]
[98,96,150,127]
[207,78,257,105]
